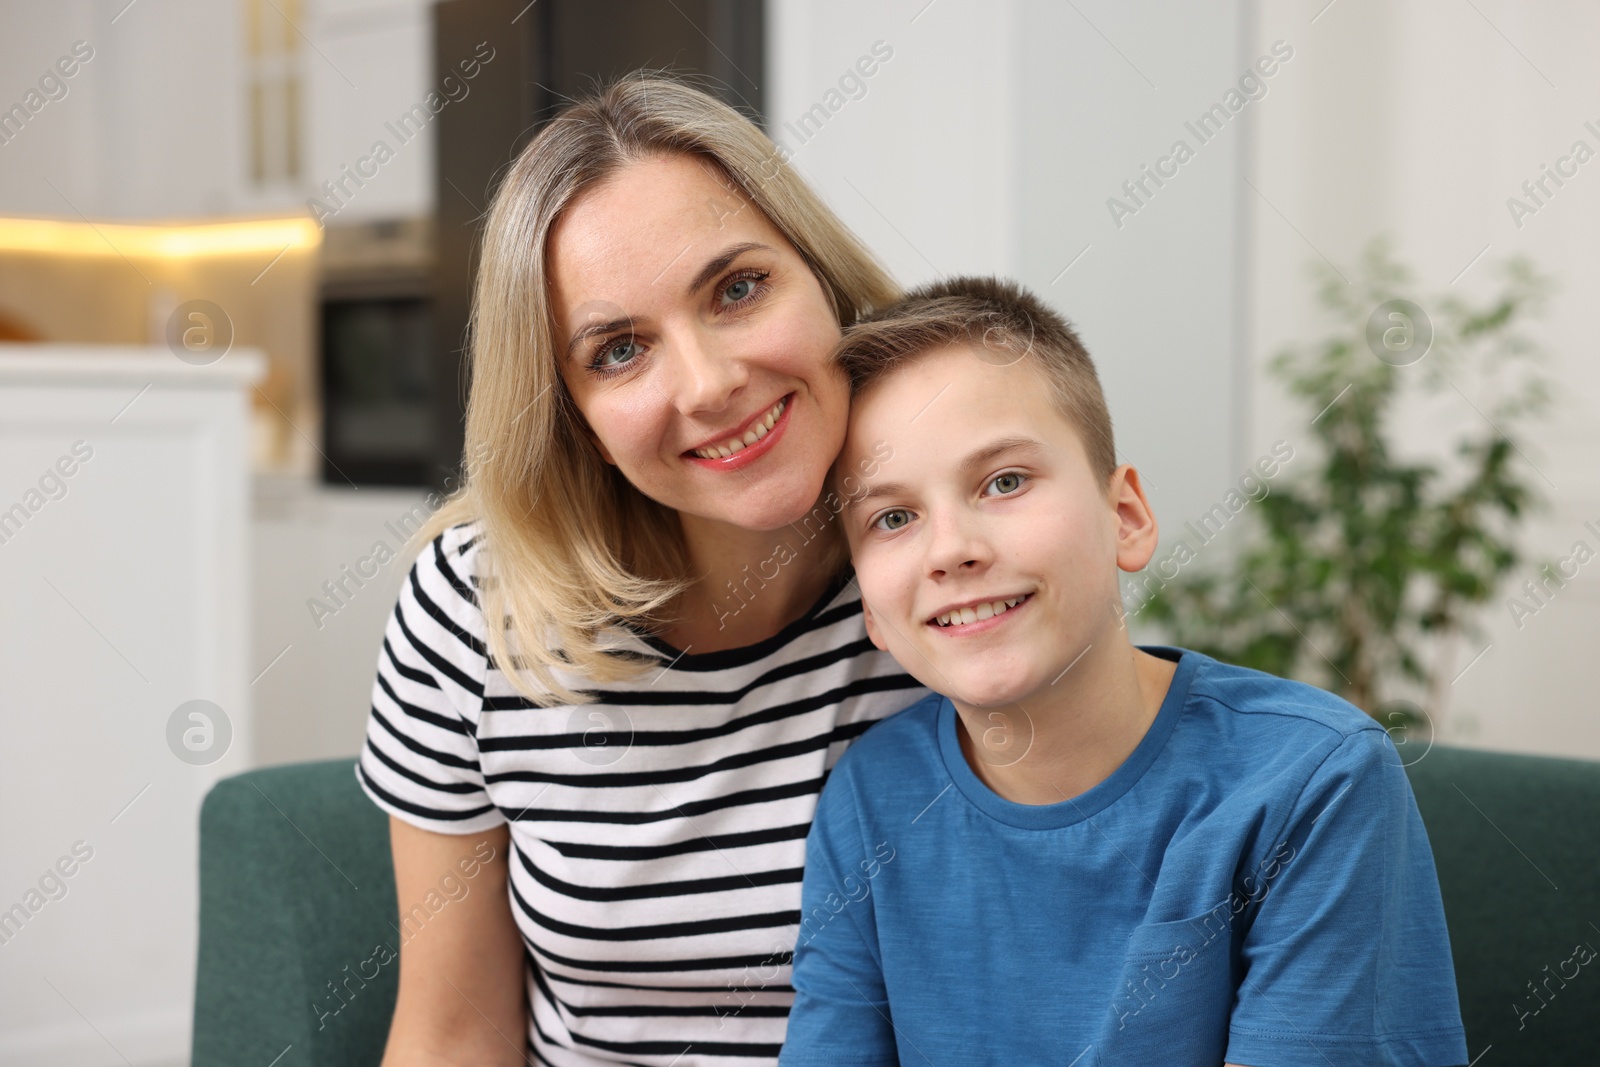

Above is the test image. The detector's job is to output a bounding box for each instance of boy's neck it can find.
[952,642,1177,807]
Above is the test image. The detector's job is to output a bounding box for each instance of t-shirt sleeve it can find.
[779,765,898,1067]
[354,526,505,834]
[1227,727,1469,1067]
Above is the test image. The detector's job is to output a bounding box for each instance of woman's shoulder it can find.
[408,519,485,585]
[395,519,491,647]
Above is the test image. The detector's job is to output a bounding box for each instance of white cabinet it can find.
[250,473,431,769]
[0,345,261,1067]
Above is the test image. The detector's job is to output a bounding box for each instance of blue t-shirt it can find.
[780,648,1468,1067]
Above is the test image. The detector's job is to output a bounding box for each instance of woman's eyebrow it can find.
[566,316,635,359]
[683,241,772,296]
[564,242,776,359]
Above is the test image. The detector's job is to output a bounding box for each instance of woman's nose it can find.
[668,325,748,416]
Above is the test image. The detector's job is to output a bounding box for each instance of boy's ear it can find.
[1107,465,1159,573]
[859,595,890,653]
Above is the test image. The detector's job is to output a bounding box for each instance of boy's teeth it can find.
[694,397,786,459]
[935,595,1025,627]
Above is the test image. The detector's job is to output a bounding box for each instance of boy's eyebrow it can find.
[844,434,1047,512]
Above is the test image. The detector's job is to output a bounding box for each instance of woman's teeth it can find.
[691,397,787,459]
[934,595,1026,628]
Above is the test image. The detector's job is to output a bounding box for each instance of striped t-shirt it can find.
[355,522,927,1065]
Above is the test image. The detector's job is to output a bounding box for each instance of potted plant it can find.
[1136,239,1552,736]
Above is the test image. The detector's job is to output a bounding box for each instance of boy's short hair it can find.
[837,276,1117,483]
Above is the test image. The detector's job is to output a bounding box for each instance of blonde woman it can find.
[357,75,928,1066]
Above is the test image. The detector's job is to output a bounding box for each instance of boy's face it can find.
[840,344,1158,710]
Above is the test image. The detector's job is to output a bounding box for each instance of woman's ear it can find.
[1107,465,1159,573]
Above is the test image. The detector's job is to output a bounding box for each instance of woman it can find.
[357,74,929,1066]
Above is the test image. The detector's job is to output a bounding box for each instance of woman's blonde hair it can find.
[413,73,899,707]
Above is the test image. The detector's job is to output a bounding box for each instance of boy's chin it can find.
[950,683,1043,711]
[906,664,1044,712]
[883,638,1041,707]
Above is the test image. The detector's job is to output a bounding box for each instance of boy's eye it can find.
[988,472,1025,495]
[872,509,912,532]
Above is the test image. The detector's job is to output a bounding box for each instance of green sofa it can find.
[191,747,1600,1065]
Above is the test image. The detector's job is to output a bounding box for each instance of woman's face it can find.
[550,153,850,534]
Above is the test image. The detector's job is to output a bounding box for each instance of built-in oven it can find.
[317,217,439,488]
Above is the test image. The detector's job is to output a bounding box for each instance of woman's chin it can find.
[681,473,833,534]
[722,492,830,534]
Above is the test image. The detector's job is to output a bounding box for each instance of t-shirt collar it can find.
[936,645,1201,830]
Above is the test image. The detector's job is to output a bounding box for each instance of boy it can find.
[779,277,1468,1066]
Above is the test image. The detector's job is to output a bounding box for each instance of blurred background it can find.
[0,0,1595,1062]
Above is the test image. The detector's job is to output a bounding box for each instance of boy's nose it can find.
[924,510,990,579]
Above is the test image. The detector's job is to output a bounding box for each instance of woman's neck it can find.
[665,506,849,654]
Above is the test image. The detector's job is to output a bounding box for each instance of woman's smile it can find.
[683,392,793,469]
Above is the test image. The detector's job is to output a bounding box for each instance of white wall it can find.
[768,0,1250,552]
[1246,0,1600,759]
[250,477,429,768]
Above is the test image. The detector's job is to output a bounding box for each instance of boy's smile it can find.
[840,344,1159,719]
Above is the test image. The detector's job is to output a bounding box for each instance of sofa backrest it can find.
[192,746,1600,1065]
[1405,744,1600,1065]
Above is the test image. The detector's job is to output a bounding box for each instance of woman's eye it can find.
[989,472,1025,495]
[594,338,640,371]
[872,509,912,532]
[718,271,769,308]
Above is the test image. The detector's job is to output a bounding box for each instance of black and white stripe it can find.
[356,522,926,1065]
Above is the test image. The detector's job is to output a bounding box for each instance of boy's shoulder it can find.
[1180,648,1387,744]
[824,693,947,805]
[844,690,945,763]
[1173,650,1401,797]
